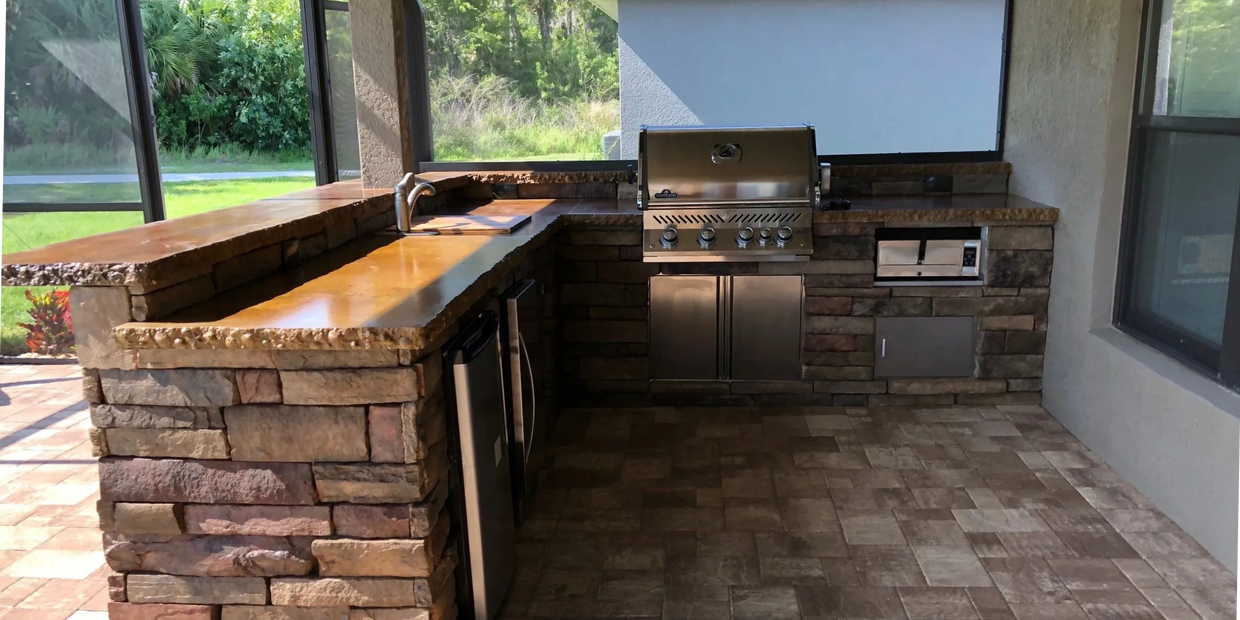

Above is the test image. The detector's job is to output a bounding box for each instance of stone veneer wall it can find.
[89,350,456,620]
[558,223,1053,407]
[74,285,458,620]
[73,228,561,620]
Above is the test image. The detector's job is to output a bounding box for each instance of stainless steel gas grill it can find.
[639,125,824,263]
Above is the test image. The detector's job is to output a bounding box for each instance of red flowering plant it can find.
[17,289,74,356]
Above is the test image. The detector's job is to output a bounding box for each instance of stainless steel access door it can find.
[448,312,516,620]
[650,276,719,380]
[731,275,803,380]
[874,316,977,378]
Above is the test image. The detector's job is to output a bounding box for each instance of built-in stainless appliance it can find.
[650,275,803,380]
[876,227,985,283]
[499,280,545,525]
[639,125,824,263]
[444,311,515,620]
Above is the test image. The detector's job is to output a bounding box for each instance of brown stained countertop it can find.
[112,199,639,352]
[110,193,1055,352]
[0,181,393,290]
[814,193,1058,223]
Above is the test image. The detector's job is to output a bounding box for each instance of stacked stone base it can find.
[558,223,1053,407]
[88,351,457,620]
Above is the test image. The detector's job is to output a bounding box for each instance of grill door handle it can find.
[881,338,887,358]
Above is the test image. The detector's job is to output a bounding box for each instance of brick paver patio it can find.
[0,362,1236,619]
[0,363,106,620]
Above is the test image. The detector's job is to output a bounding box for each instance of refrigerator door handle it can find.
[518,331,537,463]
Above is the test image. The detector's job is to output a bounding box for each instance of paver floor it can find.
[0,363,1235,619]
[500,406,1238,619]
[0,364,106,620]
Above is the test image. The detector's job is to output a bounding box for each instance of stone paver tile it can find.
[1146,558,1237,591]
[897,586,979,619]
[15,579,104,610]
[839,510,906,545]
[1112,559,1170,589]
[1099,509,1179,533]
[78,585,110,612]
[725,501,785,531]
[953,509,1050,533]
[666,554,761,586]
[0,528,61,551]
[759,556,826,585]
[0,609,74,619]
[982,557,1073,604]
[997,532,1077,559]
[779,498,839,531]
[1138,587,1192,614]
[1008,601,1089,619]
[65,612,108,620]
[593,572,663,616]
[0,578,48,607]
[900,520,969,546]
[35,529,100,552]
[796,584,906,618]
[731,585,800,620]
[755,531,848,559]
[0,550,104,580]
[1120,532,1209,560]
[853,545,926,587]
[912,545,992,587]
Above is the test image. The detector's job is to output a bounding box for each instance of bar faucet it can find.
[394,173,438,233]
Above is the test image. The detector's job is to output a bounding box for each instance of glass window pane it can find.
[1127,131,1240,349]
[3,0,143,205]
[424,0,620,162]
[1152,0,1240,118]
[326,8,361,180]
[139,0,315,215]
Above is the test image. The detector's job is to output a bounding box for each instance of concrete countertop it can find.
[107,194,1056,353]
[111,199,637,353]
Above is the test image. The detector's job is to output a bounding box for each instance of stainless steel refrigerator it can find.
[500,280,546,524]
[445,310,515,620]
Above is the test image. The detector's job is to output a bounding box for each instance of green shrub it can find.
[147,0,310,153]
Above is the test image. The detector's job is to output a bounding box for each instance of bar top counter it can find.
[1,171,1059,354]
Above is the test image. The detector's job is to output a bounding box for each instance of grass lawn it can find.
[1,176,315,356]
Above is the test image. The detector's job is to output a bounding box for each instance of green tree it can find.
[423,0,618,102]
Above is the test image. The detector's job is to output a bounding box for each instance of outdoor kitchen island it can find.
[0,169,1060,620]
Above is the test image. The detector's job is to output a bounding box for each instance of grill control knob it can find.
[737,227,754,246]
[776,226,794,246]
[759,227,773,241]
[699,227,716,247]
[661,227,678,248]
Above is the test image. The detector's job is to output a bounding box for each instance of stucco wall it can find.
[616,0,1006,158]
[1005,0,1239,570]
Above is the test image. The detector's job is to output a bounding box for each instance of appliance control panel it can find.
[642,208,812,263]
[961,240,981,277]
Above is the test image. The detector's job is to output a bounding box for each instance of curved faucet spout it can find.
[394,173,439,233]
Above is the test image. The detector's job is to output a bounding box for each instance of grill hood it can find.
[638,125,819,209]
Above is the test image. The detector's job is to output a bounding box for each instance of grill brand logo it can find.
[654,189,678,199]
